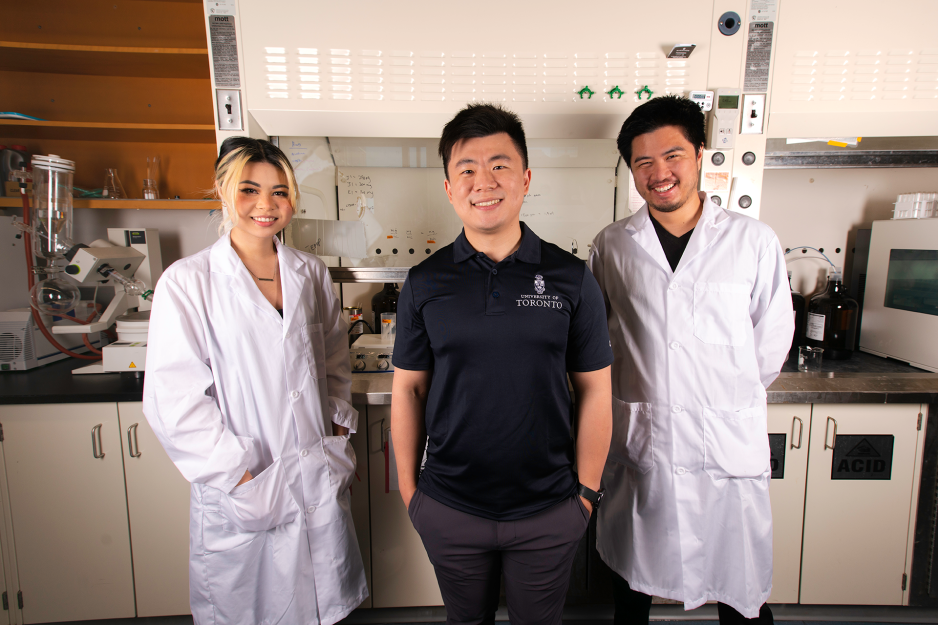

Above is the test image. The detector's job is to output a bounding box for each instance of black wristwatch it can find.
[577,483,605,509]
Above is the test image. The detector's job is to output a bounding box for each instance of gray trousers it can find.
[408,489,589,625]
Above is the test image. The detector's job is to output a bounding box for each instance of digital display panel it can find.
[884,249,938,316]
[718,95,739,109]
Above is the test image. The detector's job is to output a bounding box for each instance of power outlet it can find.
[216,89,243,131]
[740,94,765,135]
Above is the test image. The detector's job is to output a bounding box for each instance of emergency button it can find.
[671,405,683,413]
[676,467,687,475]
[669,341,680,350]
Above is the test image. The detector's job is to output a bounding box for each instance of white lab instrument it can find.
[349,334,395,373]
[689,90,714,112]
[0,309,103,371]
[707,88,742,149]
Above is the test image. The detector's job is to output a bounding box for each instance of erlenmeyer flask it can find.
[103,168,126,199]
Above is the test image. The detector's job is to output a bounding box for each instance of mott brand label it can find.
[743,21,774,92]
[769,433,786,479]
[209,15,241,88]
[831,435,894,480]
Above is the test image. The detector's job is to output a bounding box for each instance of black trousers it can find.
[408,489,590,625]
[611,571,775,625]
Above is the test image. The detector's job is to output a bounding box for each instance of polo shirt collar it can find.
[452,222,542,264]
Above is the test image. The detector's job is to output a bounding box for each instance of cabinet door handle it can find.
[91,424,105,459]
[127,423,142,458]
[824,416,838,450]
[791,416,804,449]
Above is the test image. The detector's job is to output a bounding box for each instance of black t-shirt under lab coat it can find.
[649,211,695,272]
[393,223,614,521]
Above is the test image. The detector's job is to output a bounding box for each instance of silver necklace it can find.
[246,262,278,282]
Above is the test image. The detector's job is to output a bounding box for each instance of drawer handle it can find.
[824,416,838,451]
[91,424,105,459]
[791,416,803,449]
[127,423,142,458]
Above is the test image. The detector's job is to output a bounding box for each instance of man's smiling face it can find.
[444,132,532,238]
[630,125,703,214]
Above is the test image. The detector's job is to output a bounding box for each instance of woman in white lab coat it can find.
[143,137,367,625]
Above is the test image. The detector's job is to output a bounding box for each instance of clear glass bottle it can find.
[804,267,859,360]
[789,270,806,360]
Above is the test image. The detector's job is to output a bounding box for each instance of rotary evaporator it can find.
[6,154,162,374]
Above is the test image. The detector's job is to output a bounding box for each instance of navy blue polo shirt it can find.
[393,222,613,521]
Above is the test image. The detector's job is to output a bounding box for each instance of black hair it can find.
[616,95,706,168]
[215,136,290,171]
[438,103,528,179]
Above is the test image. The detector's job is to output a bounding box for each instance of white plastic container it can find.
[114,310,150,342]
[892,192,937,219]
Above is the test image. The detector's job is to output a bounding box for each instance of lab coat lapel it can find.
[210,233,283,322]
[625,204,673,275]
[273,237,310,336]
[674,193,728,275]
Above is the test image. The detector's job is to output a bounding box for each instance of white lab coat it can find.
[588,193,793,617]
[143,233,368,625]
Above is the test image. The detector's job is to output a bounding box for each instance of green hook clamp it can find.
[636,85,654,100]
[576,85,595,99]
[606,85,625,99]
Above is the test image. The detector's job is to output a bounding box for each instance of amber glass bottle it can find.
[789,270,806,359]
[804,268,859,360]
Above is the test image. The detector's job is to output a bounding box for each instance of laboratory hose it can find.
[20,182,102,360]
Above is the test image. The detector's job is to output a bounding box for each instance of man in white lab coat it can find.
[589,95,793,625]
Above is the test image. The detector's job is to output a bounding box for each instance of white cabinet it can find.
[117,402,191,617]
[0,403,135,623]
[366,405,442,608]
[767,404,811,604]
[800,403,924,605]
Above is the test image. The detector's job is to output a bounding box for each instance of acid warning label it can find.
[769,433,786,479]
[831,435,894,480]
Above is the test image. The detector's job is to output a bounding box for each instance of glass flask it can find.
[804,267,860,360]
[30,155,75,261]
[103,168,126,199]
[789,270,806,359]
[29,267,80,315]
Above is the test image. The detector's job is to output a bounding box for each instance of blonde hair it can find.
[213,138,299,236]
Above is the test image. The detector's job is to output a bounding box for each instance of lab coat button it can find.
[671,405,683,413]
[285,332,291,339]
[668,283,677,291]
[307,506,315,514]
[676,467,687,475]
[300,449,309,457]
[669,341,680,350]
[291,391,299,399]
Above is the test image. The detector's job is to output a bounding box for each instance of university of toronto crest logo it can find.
[534,274,545,294]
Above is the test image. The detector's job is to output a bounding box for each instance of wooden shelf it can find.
[0,120,215,144]
[0,198,219,210]
[0,41,210,79]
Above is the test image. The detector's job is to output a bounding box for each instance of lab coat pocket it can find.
[608,398,655,474]
[703,405,771,480]
[302,322,327,379]
[219,458,300,533]
[693,282,750,346]
[322,435,356,495]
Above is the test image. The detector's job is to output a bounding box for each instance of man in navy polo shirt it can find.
[391,103,614,625]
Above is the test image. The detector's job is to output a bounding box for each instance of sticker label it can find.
[831,435,894,480]
[209,15,241,88]
[743,21,774,92]
[769,433,786,479]
[205,0,236,16]
[806,312,825,341]
[749,0,777,22]
[702,171,730,192]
